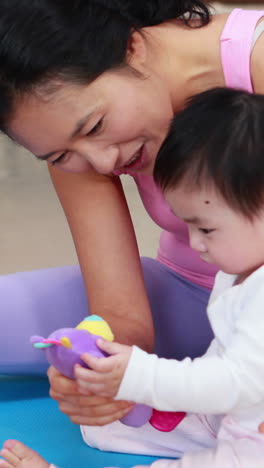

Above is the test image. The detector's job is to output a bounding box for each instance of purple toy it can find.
[31,315,152,427]
[31,328,108,379]
[31,315,185,430]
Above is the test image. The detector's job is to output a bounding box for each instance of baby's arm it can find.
[75,339,132,398]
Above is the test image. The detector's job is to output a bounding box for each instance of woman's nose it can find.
[77,143,119,175]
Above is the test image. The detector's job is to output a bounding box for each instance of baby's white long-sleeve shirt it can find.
[116,266,264,431]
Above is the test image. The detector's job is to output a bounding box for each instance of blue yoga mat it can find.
[0,376,160,468]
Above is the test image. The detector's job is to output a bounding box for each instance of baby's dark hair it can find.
[0,0,210,130]
[154,87,264,219]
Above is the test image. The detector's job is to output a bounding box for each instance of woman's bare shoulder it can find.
[251,16,264,94]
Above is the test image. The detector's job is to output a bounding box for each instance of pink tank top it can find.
[130,9,264,289]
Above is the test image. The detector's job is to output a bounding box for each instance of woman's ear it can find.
[126,31,147,69]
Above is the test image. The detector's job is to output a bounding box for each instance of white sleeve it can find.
[116,344,237,413]
[116,273,264,414]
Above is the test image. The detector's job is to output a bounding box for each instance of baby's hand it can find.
[75,339,132,398]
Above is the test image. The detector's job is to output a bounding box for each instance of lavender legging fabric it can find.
[0,257,213,375]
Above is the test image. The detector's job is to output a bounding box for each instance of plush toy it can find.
[31,315,185,431]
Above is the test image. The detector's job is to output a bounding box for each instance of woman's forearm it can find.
[49,166,154,352]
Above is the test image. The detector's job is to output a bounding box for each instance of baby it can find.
[2,87,264,467]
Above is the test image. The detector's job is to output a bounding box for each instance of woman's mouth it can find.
[125,149,142,168]
[113,145,149,176]
[123,145,148,172]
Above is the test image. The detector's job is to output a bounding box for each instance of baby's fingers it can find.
[75,368,117,397]
[75,365,104,383]
[80,353,115,373]
[96,339,131,356]
[77,379,114,397]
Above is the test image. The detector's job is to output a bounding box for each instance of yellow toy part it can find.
[60,337,72,349]
[76,315,114,342]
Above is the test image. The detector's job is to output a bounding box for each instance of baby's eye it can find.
[199,228,214,234]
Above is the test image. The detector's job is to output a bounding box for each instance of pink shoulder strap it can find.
[221,8,264,92]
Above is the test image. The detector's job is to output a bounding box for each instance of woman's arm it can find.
[49,165,154,351]
[47,166,154,425]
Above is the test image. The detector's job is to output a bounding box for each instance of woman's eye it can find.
[51,152,67,166]
[199,228,214,234]
[87,119,103,136]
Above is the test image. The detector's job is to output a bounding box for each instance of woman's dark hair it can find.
[154,87,264,219]
[0,0,210,129]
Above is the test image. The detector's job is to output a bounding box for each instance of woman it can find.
[0,0,263,457]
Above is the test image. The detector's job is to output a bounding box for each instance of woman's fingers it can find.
[47,366,134,426]
[60,398,134,426]
[47,366,78,394]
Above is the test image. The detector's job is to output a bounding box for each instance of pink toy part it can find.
[150,409,186,432]
[43,339,62,345]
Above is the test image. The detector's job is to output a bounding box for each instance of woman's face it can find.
[8,69,174,176]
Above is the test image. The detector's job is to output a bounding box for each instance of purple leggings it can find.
[0,258,213,375]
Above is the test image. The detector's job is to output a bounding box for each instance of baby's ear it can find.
[126,31,147,69]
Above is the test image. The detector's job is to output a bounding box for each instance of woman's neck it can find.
[147,13,229,112]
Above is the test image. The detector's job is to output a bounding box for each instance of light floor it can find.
[1,2,263,275]
[0,135,162,275]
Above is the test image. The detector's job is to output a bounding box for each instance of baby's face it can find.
[165,183,264,278]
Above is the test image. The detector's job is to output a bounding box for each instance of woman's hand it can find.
[47,366,134,426]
